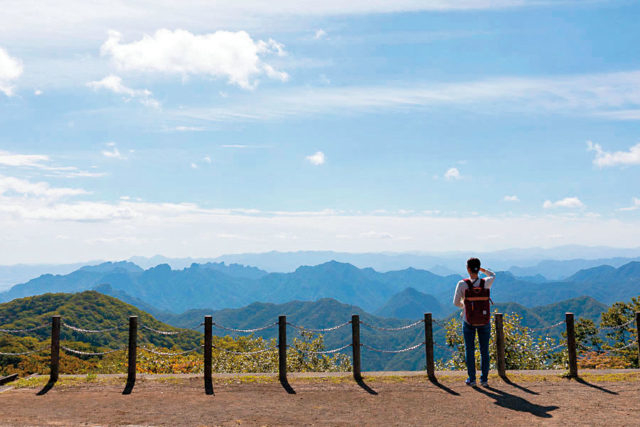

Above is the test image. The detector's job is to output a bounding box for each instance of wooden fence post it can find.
[636,312,640,365]
[495,313,506,378]
[352,314,362,381]
[49,316,60,384]
[566,312,578,378]
[424,313,435,380]
[278,315,287,384]
[204,315,213,395]
[124,316,138,393]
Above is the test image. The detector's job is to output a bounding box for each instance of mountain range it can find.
[1,260,639,317]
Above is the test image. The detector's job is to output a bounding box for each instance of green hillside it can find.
[0,291,202,351]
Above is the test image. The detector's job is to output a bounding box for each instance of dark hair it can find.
[467,257,481,274]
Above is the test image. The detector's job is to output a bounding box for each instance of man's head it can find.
[467,257,481,275]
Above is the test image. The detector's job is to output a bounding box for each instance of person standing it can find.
[453,257,496,387]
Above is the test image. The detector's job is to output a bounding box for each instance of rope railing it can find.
[290,343,352,355]
[63,322,121,334]
[286,321,351,333]
[212,321,277,333]
[530,321,565,332]
[0,345,50,356]
[139,346,201,356]
[61,346,125,356]
[597,319,635,331]
[211,345,276,355]
[140,324,185,336]
[1,311,638,395]
[0,324,48,333]
[362,342,425,354]
[360,319,424,332]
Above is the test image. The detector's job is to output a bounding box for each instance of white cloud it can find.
[190,162,198,169]
[0,175,88,199]
[306,151,325,165]
[101,142,125,159]
[0,150,50,168]
[444,167,461,180]
[4,200,640,264]
[503,195,519,202]
[543,197,585,209]
[87,74,159,107]
[0,150,103,178]
[618,197,640,212]
[34,89,43,96]
[0,46,22,96]
[101,29,288,89]
[203,156,212,164]
[314,29,327,40]
[587,141,640,168]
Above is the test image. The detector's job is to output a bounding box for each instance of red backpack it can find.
[463,278,492,326]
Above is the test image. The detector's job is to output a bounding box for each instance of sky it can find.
[1,0,640,264]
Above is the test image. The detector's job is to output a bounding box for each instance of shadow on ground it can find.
[575,377,618,395]
[356,376,378,395]
[500,375,539,395]
[473,385,558,418]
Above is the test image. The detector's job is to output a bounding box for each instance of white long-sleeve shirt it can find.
[453,272,495,323]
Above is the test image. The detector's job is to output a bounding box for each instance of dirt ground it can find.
[1,371,639,426]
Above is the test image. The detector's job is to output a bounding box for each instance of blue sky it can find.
[1,0,640,263]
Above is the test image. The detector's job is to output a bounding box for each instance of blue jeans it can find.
[463,321,491,382]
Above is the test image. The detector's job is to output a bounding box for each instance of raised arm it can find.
[480,267,495,277]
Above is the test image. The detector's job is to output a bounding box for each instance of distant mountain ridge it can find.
[2,259,639,315]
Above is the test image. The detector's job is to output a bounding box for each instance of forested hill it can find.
[0,291,201,350]
[1,260,638,316]
[157,295,609,371]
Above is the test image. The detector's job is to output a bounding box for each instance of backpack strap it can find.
[479,278,485,289]
[463,279,474,289]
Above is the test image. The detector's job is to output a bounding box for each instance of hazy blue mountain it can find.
[375,288,444,319]
[211,247,640,273]
[2,259,638,316]
[196,262,268,280]
[509,257,640,280]
[0,261,103,292]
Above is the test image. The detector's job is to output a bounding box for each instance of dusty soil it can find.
[1,371,639,426]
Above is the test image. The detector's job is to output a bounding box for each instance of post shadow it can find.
[355,375,378,395]
[500,374,539,395]
[280,377,296,394]
[122,378,135,395]
[36,380,56,396]
[473,385,558,418]
[428,376,460,396]
[574,377,618,395]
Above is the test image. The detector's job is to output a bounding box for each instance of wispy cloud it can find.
[0,175,88,200]
[618,197,640,212]
[306,151,326,165]
[587,141,640,168]
[176,69,640,122]
[503,195,519,202]
[543,197,585,209]
[0,46,22,96]
[0,150,104,178]
[314,29,327,40]
[101,142,126,159]
[87,74,159,108]
[101,29,288,89]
